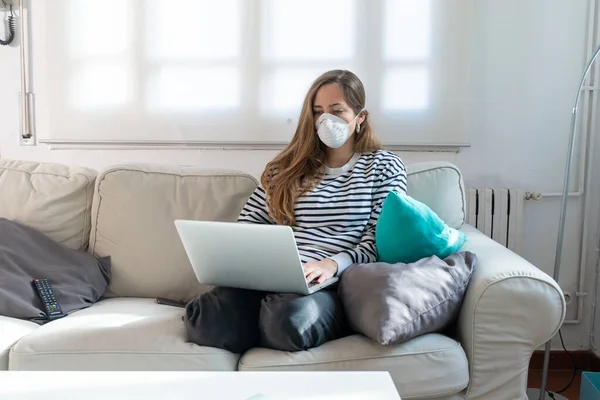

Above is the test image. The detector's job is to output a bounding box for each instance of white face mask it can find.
[315,109,365,149]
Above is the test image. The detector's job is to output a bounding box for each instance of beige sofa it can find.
[0,159,565,399]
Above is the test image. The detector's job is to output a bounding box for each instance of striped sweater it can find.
[238,150,408,275]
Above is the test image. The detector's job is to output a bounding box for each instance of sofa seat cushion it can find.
[0,317,39,370]
[239,333,469,399]
[9,298,239,371]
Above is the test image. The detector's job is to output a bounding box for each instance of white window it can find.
[31,0,473,146]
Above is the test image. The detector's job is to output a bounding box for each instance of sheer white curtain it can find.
[31,0,473,146]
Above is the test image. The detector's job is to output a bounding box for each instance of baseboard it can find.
[530,350,600,371]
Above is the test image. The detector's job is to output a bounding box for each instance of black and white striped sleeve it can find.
[237,186,274,225]
[330,156,407,274]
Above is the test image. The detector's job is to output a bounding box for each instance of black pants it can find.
[184,286,349,354]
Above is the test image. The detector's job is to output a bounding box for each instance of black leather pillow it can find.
[339,252,476,345]
[0,218,111,323]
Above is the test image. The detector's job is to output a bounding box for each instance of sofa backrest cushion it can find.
[0,159,97,250]
[89,164,258,301]
[406,162,466,229]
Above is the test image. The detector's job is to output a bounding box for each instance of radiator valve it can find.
[525,192,542,201]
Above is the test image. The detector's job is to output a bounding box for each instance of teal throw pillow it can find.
[375,191,466,264]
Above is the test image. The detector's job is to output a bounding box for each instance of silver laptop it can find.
[174,220,338,295]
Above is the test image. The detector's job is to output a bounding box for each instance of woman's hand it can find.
[303,259,338,284]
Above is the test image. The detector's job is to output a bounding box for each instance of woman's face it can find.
[312,83,364,133]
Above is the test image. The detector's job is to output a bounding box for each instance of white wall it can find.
[591,132,600,357]
[589,90,600,355]
[1,0,598,350]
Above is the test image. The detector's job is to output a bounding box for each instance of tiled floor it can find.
[528,370,581,400]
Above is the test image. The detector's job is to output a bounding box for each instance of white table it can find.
[0,371,401,400]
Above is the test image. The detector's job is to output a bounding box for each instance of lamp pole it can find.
[527,44,600,400]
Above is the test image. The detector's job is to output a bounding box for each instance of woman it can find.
[185,69,407,354]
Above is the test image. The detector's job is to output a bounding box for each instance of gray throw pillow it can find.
[338,251,477,345]
[0,218,111,324]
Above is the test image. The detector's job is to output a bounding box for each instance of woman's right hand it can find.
[303,259,338,284]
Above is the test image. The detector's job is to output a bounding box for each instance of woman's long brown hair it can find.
[261,70,381,226]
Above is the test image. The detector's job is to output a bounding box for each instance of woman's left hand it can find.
[303,259,338,284]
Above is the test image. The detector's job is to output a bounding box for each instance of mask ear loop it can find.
[355,108,367,134]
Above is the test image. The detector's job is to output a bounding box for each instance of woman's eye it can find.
[334,110,344,115]
[314,110,323,116]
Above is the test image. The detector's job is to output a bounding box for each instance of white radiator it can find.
[465,188,525,255]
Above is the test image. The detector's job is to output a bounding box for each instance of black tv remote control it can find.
[33,279,65,320]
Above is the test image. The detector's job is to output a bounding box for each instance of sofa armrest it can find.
[456,224,565,400]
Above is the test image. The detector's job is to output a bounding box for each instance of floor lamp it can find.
[525,44,600,400]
